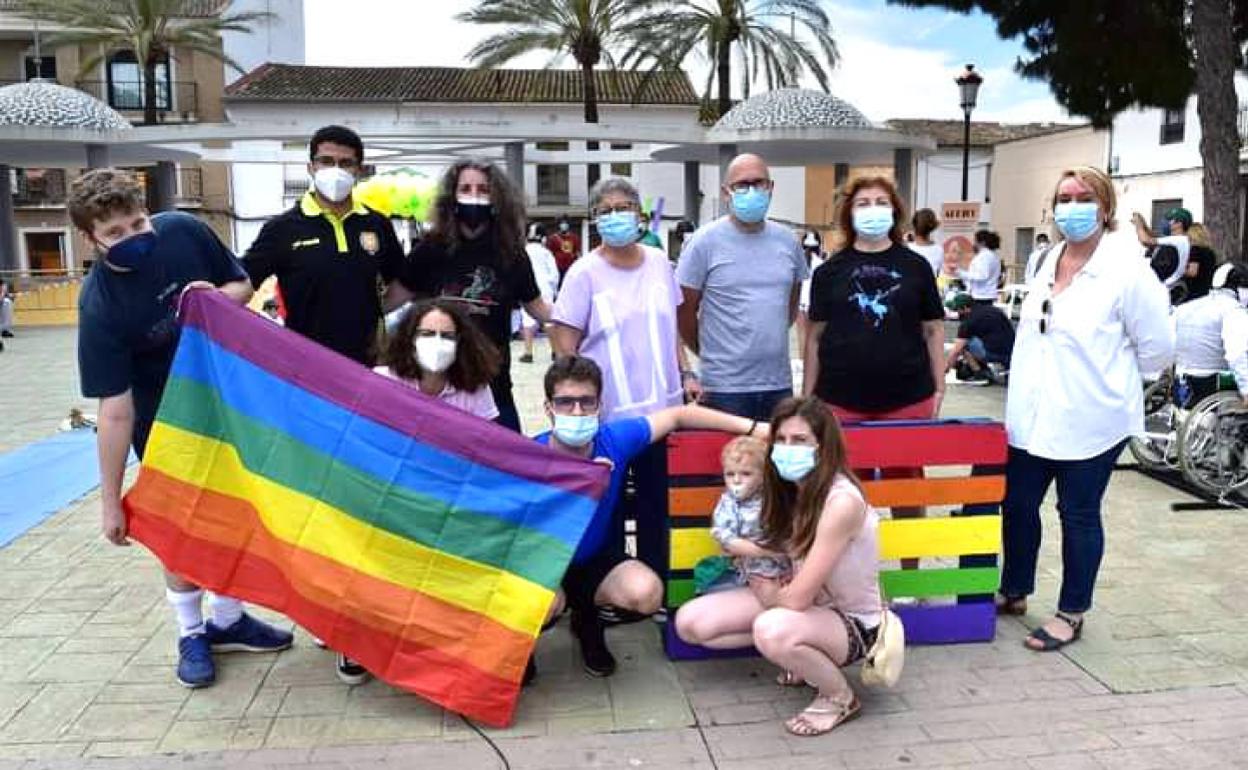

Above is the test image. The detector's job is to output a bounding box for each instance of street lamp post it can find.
[956,64,983,202]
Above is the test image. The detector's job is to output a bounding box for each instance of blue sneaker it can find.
[177,633,216,688]
[205,613,294,653]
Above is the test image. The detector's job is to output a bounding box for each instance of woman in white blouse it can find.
[998,166,1174,651]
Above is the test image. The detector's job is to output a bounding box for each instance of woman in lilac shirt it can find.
[550,177,697,572]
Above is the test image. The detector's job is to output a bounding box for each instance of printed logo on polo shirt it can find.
[359,231,380,255]
[291,238,320,249]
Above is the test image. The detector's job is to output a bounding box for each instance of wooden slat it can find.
[670,527,721,570]
[667,421,1007,479]
[667,578,696,608]
[667,432,734,476]
[879,567,999,599]
[893,602,996,644]
[861,476,1004,508]
[669,486,723,517]
[878,516,1001,560]
[844,421,1007,468]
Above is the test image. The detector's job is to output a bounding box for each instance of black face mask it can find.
[455,201,494,230]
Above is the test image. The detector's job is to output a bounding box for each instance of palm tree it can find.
[458,0,667,126]
[640,0,839,120]
[14,0,270,126]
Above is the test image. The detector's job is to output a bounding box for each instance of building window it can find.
[609,162,632,177]
[107,50,170,111]
[1160,105,1186,145]
[535,141,569,151]
[23,55,56,81]
[609,142,632,150]
[1150,198,1183,235]
[536,164,569,205]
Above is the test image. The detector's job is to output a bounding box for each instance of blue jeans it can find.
[966,337,1010,366]
[999,440,1125,614]
[701,388,792,422]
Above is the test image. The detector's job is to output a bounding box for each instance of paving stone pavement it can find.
[1,327,1246,768]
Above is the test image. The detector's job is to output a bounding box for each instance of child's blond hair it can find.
[721,436,767,472]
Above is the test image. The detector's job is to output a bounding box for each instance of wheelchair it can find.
[1177,390,1248,498]
[1130,369,1248,499]
[1128,369,1179,470]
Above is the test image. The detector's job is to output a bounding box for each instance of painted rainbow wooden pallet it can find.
[661,418,1007,660]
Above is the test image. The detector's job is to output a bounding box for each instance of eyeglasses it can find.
[1039,298,1052,334]
[415,329,458,342]
[727,178,772,194]
[550,395,599,413]
[312,155,360,171]
[592,203,638,218]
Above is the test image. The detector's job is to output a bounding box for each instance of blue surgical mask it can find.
[771,444,818,483]
[730,188,771,224]
[1053,202,1101,242]
[596,211,641,248]
[553,414,599,447]
[852,206,895,239]
[104,230,156,270]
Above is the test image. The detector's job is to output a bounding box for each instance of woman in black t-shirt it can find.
[802,175,945,420]
[802,176,946,569]
[406,159,550,431]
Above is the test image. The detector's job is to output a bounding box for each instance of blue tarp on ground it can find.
[0,429,109,547]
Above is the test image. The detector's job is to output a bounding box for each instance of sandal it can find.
[776,670,807,687]
[1024,612,1083,652]
[995,593,1027,616]
[784,693,861,737]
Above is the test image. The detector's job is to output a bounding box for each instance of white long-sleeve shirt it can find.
[1173,290,1248,395]
[1006,235,1175,460]
[958,248,1002,300]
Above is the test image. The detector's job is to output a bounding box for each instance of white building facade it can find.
[1110,74,1248,241]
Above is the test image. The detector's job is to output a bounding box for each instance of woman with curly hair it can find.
[406,159,551,431]
[374,299,501,421]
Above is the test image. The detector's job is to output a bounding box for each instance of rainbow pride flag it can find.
[123,291,609,726]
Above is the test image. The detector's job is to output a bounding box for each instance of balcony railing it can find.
[12,169,66,208]
[74,80,200,123]
[176,167,203,205]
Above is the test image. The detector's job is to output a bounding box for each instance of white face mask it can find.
[414,337,457,374]
[312,167,355,203]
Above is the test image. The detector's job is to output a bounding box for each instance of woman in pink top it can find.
[374,299,500,421]
[675,397,881,737]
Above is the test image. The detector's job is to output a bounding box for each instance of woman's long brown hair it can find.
[428,158,526,263]
[760,397,861,559]
[382,299,500,391]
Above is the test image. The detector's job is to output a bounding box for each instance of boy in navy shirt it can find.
[73,170,292,689]
[535,356,764,678]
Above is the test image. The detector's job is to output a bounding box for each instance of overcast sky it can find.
[304,0,1074,125]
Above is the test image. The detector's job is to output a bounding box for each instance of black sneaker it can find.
[522,656,537,687]
[336,653,371,685]
[571,610,616,677]
[0,330,12,338]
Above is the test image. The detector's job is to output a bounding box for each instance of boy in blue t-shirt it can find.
[72,170,293,689]
[534,356,766,679]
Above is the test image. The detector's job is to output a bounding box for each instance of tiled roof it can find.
[885,118,1086,147]
[0,0,228,16]
[225,64,700,106]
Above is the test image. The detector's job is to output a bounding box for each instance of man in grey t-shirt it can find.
[676,153,808,420]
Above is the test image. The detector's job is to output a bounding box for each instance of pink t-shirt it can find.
[371,366,499,421]
[795,474,882,627]
[552,245,683,420]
